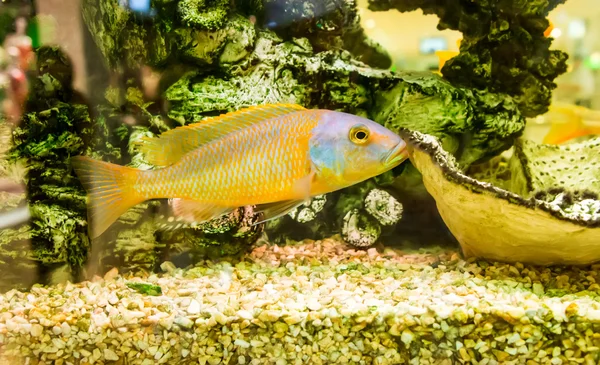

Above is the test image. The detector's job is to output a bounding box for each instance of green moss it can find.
[258,0,390,68]
[8,50,95,270]
[177,0,230,30]
[372,72,525,167]
[126,282,163,296]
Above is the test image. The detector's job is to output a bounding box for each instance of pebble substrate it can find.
[1,237,600,365]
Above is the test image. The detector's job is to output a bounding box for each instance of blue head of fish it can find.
[309,110,408,192]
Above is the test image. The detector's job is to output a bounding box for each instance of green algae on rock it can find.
[164,35,525,168]
[399,129,600,266]
[371,72,526,167]
[126,281,162,296]
[367,0,569,118]
[255,0,392,68]
[176,0,230,31]
[4,47,95,283]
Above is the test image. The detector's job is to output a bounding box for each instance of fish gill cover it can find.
[0,0,568,289]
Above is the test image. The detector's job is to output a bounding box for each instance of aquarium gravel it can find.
[1,237,600,365]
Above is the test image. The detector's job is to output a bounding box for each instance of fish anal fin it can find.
[171,198,234,223]
[135,103,307,166]
[253,200,306,225]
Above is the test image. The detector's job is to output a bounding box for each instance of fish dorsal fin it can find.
[135,103,307,166]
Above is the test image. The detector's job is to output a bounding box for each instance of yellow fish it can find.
[71,104,409,238]
[542,104,600,145]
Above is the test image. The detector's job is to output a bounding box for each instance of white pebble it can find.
[174,316,193,329]
[234,339,250,348]
[187,299,201,315]
[306,298,322,311]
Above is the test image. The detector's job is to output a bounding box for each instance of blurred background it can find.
[357,0,600,110]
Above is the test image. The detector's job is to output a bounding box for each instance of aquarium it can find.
[0,0,600,364]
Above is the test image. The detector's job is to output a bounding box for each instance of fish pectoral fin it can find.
[170,198,235,223]
[252,199,306,225]
[292,164,317,201]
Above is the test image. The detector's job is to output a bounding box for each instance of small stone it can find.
[274,321,289,333]
[174,316,194,329]
[532,283,544,295]
[234,339,250,348]
[104,349,119,361]
[60,322,71,336]
[187,299,201,315]
[104,267,119,281]
[306,298,322,311]
[401,329,414,345]
[284,312,302,325]
[108,293,119,305]
[258,310,280,322]
[30,324,43,337]
[160,261,177,273]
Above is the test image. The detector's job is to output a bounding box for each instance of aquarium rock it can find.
[367,0,569,118]
[399,129,600,266]
[509,137,600,197]
[0,46,100,289]
[341,208,381,247]
[288,195,327,223]
[364,188,403,226]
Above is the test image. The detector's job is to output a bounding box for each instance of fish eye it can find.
[349,125,370,145]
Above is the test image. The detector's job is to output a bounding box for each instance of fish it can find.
[542,104,600,145]
[71,103,409,239]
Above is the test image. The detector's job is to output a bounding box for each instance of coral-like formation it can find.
[254,0,392,68]
[367,0,569,118]
[341,208,381,247]
[399,129,600,265]
[364,188,403,227]
[1,46,94,290]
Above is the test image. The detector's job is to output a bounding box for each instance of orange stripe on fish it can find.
[72,104,408,238]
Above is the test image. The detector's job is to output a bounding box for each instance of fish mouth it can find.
[382,141,409,166]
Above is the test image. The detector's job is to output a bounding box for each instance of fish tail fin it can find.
[71,156,146,239]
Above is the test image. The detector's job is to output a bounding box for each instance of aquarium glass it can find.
[1,0,600,364]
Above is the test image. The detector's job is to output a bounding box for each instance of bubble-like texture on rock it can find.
[364,188,403,226]
[342,208,381,247]
[512,137,600,197]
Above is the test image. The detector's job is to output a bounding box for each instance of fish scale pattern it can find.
[138,110,324,206]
